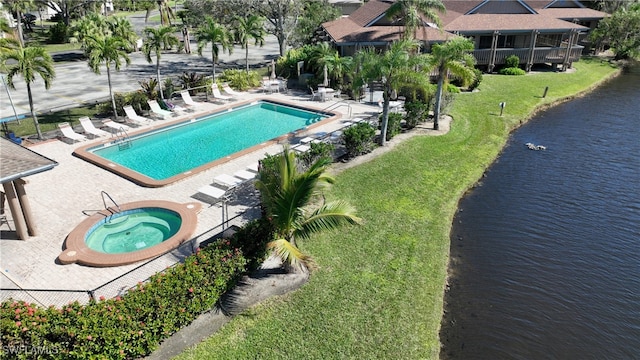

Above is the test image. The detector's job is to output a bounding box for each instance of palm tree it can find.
[85,35,131,118]
[196,17,232,81]
[255,146,361,272]
[309,42,335,75]
[157,0,176,26]
[233,15,266,73]
[429,36,476,130]
[5,0,35,47]
[386,0,445,40]
[354,40,431,146]
[70,13,109,47]
[107,16,138,50]
[142,26,179,100]
[1,46,55,140]
[322,52,353,90]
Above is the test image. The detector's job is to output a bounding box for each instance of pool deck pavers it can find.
[0,91,383,307]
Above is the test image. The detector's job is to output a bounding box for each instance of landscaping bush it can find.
[139,78,159,100]
[47,22,69,44]
[498,67,526,76]
[468,68,483,91]
[404,101,430,129]
[297,141,335,169]
[342,122,376,158]
[398,83,435,103]
[229,218,274,271]
[179,72,208,94]
[218,69,261,91]
[379,112,403,141]
[0,241,246,359]
[446,83,461,93]
[505,54,520,68]
[276,45,315,79]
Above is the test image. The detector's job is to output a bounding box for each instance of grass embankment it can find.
[174,60,619,358]
[175,59,618,359]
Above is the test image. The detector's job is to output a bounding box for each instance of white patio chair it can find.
[78,117,109,138]
[57,122,87,143]
[213,174,244,189]
[123,106,152,125]
[180,91,204,109]
[211,84,232,102]
[147,100,174,119]
[194,185,227,205]
[102,119,132,132]
[221,83,245,97]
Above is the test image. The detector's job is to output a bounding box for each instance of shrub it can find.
[298,141,335,169]
[446,83,461,93]
[139,78,159,100]
[498,67,526,76]
[404,101,430,129]
[218,69,261,91]
[398,83,435,103]
[468,68,483,91]
[379,112,402,141]
[342,122,376,158]
[276,45,315,79]
[179,72,208,94]
[47,22,69,44]
[0,241,246,359]
[229,218,274,271]
[163,78,176,99]
[505,54,520,68]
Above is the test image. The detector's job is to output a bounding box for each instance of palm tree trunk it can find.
[379,84,391,147]
[27,84,43,140]
[107,65,118,118]
[16,10,25,47]
[245,45,250,73]
[156,56,164,99]
[212,52,217,81]
[433,70,445,131]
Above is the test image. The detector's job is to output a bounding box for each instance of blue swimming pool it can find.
[80,100,330,185]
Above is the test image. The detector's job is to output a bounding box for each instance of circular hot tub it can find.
[59,200,201,267]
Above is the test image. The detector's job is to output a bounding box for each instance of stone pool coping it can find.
[58,200,202,267]
[72,98,340,188]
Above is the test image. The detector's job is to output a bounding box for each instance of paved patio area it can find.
[0,90,383,307]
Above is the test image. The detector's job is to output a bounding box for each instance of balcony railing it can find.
[473,46,585,66]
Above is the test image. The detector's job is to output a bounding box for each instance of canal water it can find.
[441,64,640,360]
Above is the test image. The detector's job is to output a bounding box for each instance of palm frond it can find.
[295,200,362,240]
[267,239,314,272]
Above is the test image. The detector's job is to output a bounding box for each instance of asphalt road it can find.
[0,11,281,118]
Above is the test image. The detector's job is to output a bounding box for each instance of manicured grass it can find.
[4,106,102,138]
[174,58,618,359]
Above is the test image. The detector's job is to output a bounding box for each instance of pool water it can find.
[85,208,182,254]
[90,101,325,180]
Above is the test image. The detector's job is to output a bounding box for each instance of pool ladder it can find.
[101,191,121,222]
[113,127,132,150]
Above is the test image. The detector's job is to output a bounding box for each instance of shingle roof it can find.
[0,138,58,183]
[538,7,609,19]
[348,0,392,27]
[444,13,589,32]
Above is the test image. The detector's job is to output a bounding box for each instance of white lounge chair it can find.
[221,83,245,97]
[213,174,244,189]
[78,117,109,138]
[246,162,259,173]
[57,122,87,143]
[211,83,232,102]
[102,119,132,132]
[180,91,204,109]
[194,185,227,204]
[123,106,152,125]
[233,169,256,181]
[147,100,174,119]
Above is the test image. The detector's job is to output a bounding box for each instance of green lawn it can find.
[174,58,618,359]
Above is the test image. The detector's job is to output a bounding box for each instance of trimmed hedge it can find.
[0,241,246,359]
